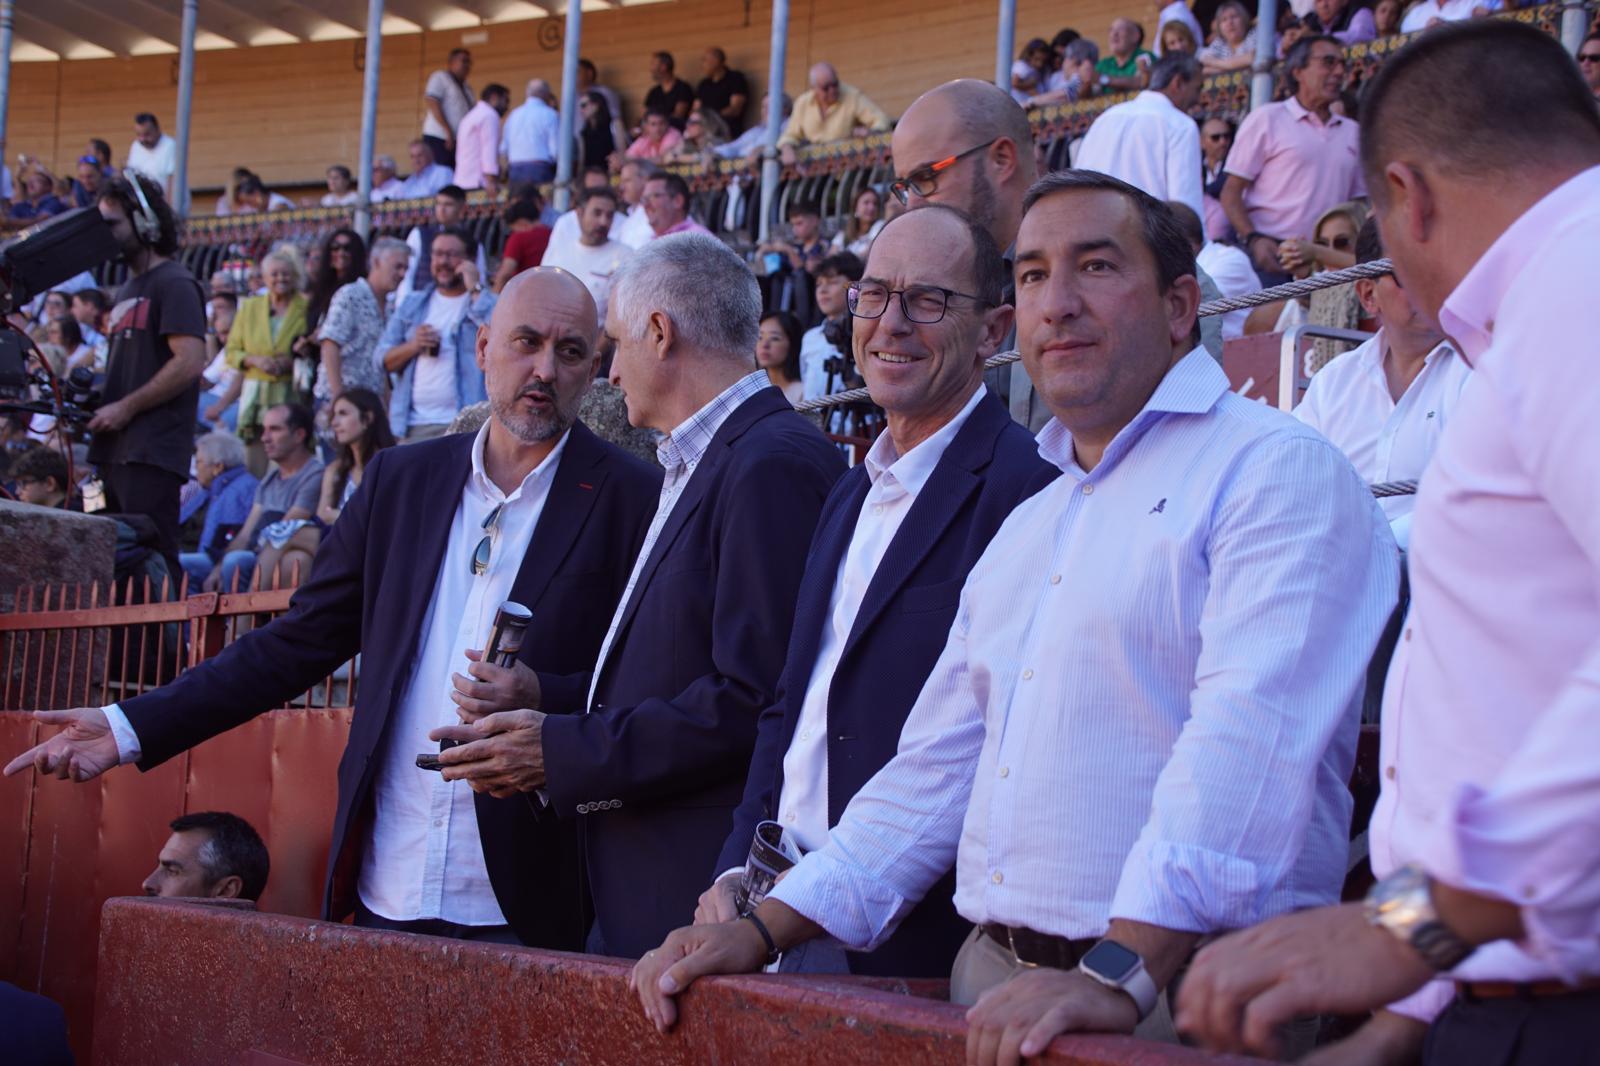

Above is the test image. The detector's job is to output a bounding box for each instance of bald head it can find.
[526,78,553,104]
[481,267,600,444]
[809,63,838,89]
[893,79,1037,248]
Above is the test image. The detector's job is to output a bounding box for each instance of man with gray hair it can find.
[317,235,411,406]
[450,232,844,959]
[502,78,561,186]
[1073,52,1206,220]
[777,62,891,165]
[370,155,404,202]
[177,430,258,588]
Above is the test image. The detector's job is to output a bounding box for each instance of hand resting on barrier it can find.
[3,707,121,782]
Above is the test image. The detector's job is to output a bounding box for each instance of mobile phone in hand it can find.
[415,737,462,772]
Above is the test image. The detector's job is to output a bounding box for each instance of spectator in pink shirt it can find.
[1220,35,1364,282]
[453,83,510,196]
[625,109,686,163]
[640,174,709,239]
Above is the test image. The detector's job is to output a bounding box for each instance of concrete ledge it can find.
[92,898,1257,1066]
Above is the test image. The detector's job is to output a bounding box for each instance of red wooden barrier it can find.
[93,899,1257,1066]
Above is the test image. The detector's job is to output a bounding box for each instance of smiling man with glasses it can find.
[776,62,890,166]
[4,267,662,953]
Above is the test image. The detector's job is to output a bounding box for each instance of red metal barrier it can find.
[93,899,1256,1066]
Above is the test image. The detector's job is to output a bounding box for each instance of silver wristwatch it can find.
[1077,939,1159,1021]
[1364,863,1475,972]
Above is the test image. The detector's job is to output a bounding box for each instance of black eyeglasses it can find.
[889,139,999,205]
[1579,52,1600,62]
[1205,132,1233,142]
[471,503,503,576]
[847,282,991,324]
[1314,234,1353,251]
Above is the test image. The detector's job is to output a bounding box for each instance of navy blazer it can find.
[538,387,845,958]
[119,423,661,949]
[717,390,1058,977]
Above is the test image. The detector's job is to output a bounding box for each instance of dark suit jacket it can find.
[1,981,74,1066]
[717,391,1058,976]
[538,387,845,958]
[118,423,661,949]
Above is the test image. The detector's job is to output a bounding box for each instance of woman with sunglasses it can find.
[300,230,368,415]
[1245,200,1369,339]
[577,91,620,173]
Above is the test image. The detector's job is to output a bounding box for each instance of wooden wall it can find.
[5,0,1156,192]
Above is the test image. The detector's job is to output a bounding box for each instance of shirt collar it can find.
[1284,95,1343,128]
[1035,346,1227,473]
[469,420,571,504]
[1439,165,1600,367]
[863,385,986,496]
[657,370,772,474]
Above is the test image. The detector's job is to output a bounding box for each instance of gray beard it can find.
[491,389,573,444]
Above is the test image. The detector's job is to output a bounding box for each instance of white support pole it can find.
[553,0,583,212]
[995,0,1017,91]
[0,0,14,168]
[173,0,198,214]
[758,0,790,243]
[1561,0,1589,55]
[1251,0,1277,111]
[354,0,385,241]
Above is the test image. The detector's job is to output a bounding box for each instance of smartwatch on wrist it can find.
[1077,939,1159,1022]
[1364,863,1475,972]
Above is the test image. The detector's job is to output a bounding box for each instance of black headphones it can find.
[121,169,162,246]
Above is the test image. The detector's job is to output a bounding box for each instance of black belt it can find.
[979,923,1096,971]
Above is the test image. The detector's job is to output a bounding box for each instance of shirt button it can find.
[1022,669,1033,681]
[1081,483,1094,495]
[800,729,811,741]
[1384,766,1396,780]
[1404,628,1412,641]
[433,819,443,827]
[784,812,795,823]
[1050,574,1061,585]
[991,871,1003,885]
[998,767,1009,779]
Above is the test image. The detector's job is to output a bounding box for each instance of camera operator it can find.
[799,252,880,436]
[87,174,207,584]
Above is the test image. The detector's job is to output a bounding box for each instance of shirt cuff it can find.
[102,703,142,766]
[718,866,745,884]
[767,848,908,953]
[1386,979,1453,1024]
[1110,840,1270,933]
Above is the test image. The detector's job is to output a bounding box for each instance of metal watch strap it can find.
[1411,919,1475,972]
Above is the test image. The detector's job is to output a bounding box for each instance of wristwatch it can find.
[1365,863,1475,971]
[1077,939,1159,1021]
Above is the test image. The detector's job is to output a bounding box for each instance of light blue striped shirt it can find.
[769,348,1399,947]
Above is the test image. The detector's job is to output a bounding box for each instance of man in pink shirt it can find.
[625,110,685,164]
[453,83,510,196]
[640,174,710,240]
[1220,35,1364,280]
[1176,22,1600,1066]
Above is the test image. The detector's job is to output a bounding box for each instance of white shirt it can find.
[1294,330,1471,549]
[799,322,850,433]
[777,386,986,853]
[127,134,177,188]
[399,164,454,201]
[501,96,561,164]
[423,69,475,139]
[1400,0,1478,32]
[585,371,775,711]
[545,208,627,264]
[541,237,634,329]
[409,290,470,425]
[358,423,568,924]
[1195,242,1262,341]
[1072,91,1204,222]
[321,190,361,207]
[770,349,1398,949]
[616,205,656,250]
[371,177,405,203]
[1375,165,1600,1021]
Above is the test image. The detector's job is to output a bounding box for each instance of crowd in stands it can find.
[2,13,1598,1066]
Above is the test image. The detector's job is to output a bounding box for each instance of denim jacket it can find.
[375,285,498,437]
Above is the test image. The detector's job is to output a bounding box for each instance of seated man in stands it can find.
[640,173,710,239]
[1294,219,1472,549]
[630,172,1399,1061]
[624,109,685,164]
[9,446,75,510]
[142,811,270,903]
[204,404,323,592]
[234,175,293,214]
[370,154,404,202]
[376,229,495,441]
[178,431,259,590]
[777,63,891,166]
[399,139,455,201]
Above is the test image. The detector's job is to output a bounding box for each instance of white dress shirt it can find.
[1400,0,1478,31]
[585,371,773,711]
[1195,242,1261,341]
[541,237,634,329]
[371,176,405,203]
[501,96,561,165]
[1073,91,1205,222]
[770,348,1398,949]
[1294,330,1472,549]
[616,205,656,250]
[358,423,567,924]
[399,164,455,201]
[777,386,986,854]
[127,134,177,189]
[1374,165,1600,1021]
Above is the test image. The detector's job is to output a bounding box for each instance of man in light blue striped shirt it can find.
[629,172,1399,1060]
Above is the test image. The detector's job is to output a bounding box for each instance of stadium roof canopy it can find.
[7,0,663,62]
